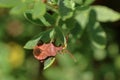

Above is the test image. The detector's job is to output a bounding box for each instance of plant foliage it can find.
[0,0,120,79]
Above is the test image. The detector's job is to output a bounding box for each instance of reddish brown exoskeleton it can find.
[33,42,64,62]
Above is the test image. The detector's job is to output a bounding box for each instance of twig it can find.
[38,61,46,80]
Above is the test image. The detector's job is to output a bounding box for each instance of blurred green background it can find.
[0,0,120,80]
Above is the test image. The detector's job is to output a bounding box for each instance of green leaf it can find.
[24,11,45,26]
[44,57,55,70]
[88,22,106,49]
[75,7,90,28]
[0,0,21,8]
[43,13,56,26]
[32,0,46,19]
[10,3,27,15]
[63,18,76,29]
[86,9,106,49]
[39,12,57,26]
[58,18,76,35]
[58,0,75,20]
[54,27,66,46]
[40,29,55,43]
[24,29,54,49]
[70,23,83,39]
[92,5,120,22]
[24,32,44,49]
[40,16,51,26]
[24,12,56,26]
[63,0,75,10]
[24,38,40,49]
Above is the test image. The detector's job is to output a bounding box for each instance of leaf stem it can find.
[55,16,61,26]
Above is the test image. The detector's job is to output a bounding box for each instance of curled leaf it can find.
[44,57,55,70]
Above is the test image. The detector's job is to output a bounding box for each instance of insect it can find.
[33,35,76,62]
[33,42,63,62]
